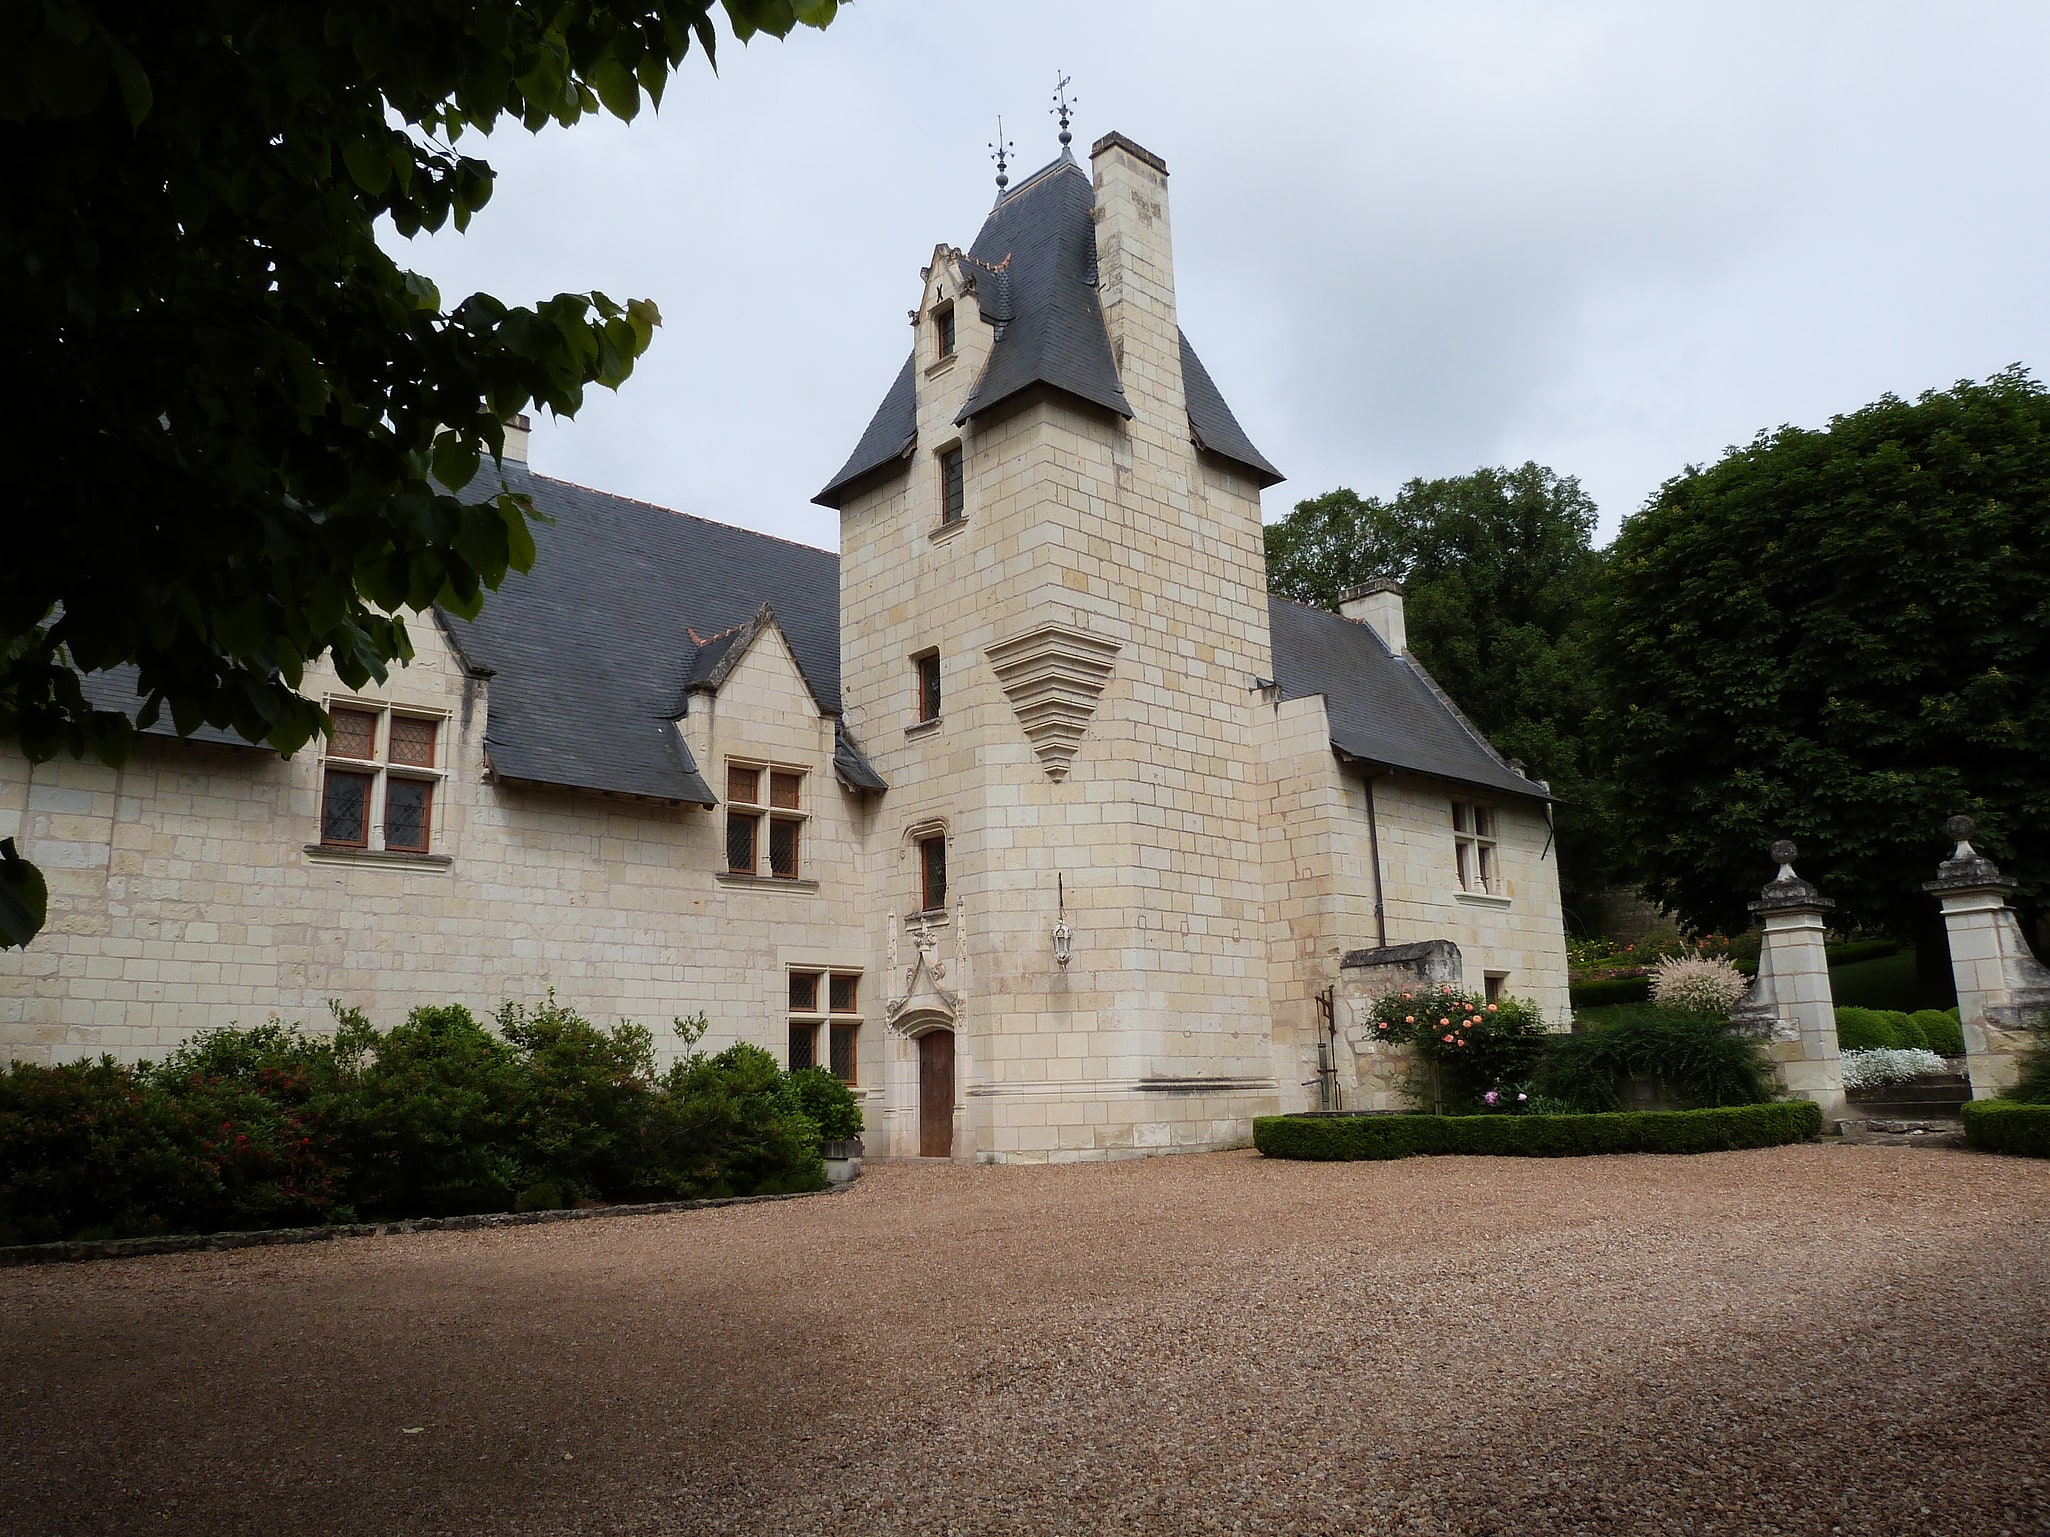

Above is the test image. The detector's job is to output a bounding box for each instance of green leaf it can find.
[431,431,480,491]
[343,137,392,195]
[100,28,153,127]
[589,59,642,122]
[0,839,47,949]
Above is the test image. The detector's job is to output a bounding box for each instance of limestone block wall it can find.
[835,146,1286,1163]
[1249,713,1572,1112]
[0,616,876,1096]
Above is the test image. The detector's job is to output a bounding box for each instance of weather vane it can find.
[1051,71,1077,152]
[990,116,1014,196]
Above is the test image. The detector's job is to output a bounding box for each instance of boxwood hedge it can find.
[1253,1101,1823,1161]
[1960,1099,2050,1158]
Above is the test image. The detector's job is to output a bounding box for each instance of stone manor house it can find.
[0,131,1570,1161]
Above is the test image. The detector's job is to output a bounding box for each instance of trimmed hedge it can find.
[1568,975,1651,1009]
[1253,1101,1824,1161]
[1960,1099,2050,1158]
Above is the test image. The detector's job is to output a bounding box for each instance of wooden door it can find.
[918,1029,955,1159]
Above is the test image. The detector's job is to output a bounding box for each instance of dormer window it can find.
[934,303,956,360]
[938,444,965,525]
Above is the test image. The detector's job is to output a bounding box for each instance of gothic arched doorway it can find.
[918,1028,955,1158]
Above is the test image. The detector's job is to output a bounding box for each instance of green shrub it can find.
[646,1042,826,1199]
[0,1058,205,1245]
[328,1004,528,1217]
[1833,1007,1929,1052]
[2010,1042,2050,1105]
[1537,1007,1775,1113]
[1,1001,848,1245]
[1569,975,1651,1009]
[1909,1009,1965,1058]
[1253,1101,1823,1161]
[141,1022,354,1231]
[496,993,660,1202]
[1960,1099,2050,1158]
[1825,938,1904,967]
[786,1066,864,1142]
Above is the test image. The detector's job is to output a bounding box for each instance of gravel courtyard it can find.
[3,1145,2047,1537]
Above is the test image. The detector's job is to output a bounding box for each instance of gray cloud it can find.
[395,0,2050,548]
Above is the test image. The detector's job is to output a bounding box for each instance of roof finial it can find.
[989,117,1014,199]
[1051,71,1077,156]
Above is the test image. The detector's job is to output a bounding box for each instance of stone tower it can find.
[817,132,1288,1161]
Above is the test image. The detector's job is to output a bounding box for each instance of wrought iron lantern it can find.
[1052,874,1073,967]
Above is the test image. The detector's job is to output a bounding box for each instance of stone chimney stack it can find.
[1339,578,1406,655]
[1090,132,1183,426]
[501,412,532,465]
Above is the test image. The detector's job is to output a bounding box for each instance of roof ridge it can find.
[993,154,1088,207]
[527,470,836,561]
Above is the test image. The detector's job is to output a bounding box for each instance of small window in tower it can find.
[919,833,948,913]
[934,303,956,359]
[939,445,965,524]
[914,650,941,724]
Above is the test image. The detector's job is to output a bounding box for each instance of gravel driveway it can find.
[2,1144,2046,1536]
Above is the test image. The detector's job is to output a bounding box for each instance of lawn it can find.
[2,1148,2046,1535]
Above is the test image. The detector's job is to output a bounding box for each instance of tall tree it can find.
[1266,465,1620,922]
[1591,368,2050,1002]
[0,0,838,946]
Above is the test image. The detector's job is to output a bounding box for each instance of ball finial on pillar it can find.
[1944,814,1975,844]
[1770,838,1798,866]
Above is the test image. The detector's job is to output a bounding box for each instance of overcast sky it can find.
[396,1,2050,552]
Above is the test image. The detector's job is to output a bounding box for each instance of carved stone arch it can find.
[893,1004,956,1038]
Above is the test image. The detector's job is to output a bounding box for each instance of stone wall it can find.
[0,618,880,1124]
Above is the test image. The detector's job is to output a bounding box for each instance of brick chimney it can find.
[1338,578,1406,655]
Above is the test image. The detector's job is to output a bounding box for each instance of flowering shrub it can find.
[1840,1048,1950,1090]
[1649,955,1750,1017]
[0,997,845,1245]
[1358,985,1552,1111]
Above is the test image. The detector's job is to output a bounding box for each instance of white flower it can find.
[1839,1047,1950,1089]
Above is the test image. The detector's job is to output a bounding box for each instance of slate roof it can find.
[68,528,1534,807]
[814,352,917,509]
[1180,330,1283,488]
[76,667,268,751]
[954,156,1133,427]
[1266,597,1552,803]
[814,152,1281,506]
[441,464,879,805]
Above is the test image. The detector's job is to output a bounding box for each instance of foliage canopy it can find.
[1589,369,2050,941]
[0,0,837,943]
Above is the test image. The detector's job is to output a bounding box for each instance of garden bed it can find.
[1254,1102,1824,1161]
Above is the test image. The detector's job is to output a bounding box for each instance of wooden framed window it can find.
[319,702,446,854]
[1453,801,1499,894]
[788,968,862,1083]
[383,778,434,853]
[918,833,947,913]
[726,762,806,879]
[914,650,941,724]
[1484,972,1507,1003]
[320,770,373,848]
[934,303,956,359]
[938,444,965,524]
[329,708,378,761]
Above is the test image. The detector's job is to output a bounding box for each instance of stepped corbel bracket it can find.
[984,623,1120,780]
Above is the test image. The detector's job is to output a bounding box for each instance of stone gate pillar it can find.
[1924,816,2050,1100]
[1732,841,1845,1122]
[1337,940,1463,1113]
